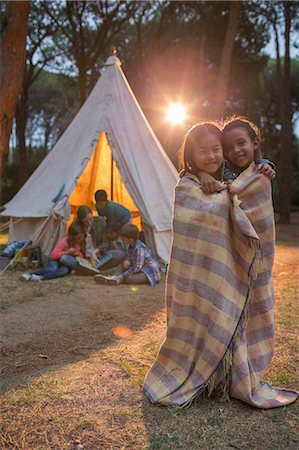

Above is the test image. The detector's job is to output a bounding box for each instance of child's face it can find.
[123,236,134,246]
[193,133,223,176]
[96,200,107,210]
[106,229,117,241]
[222,127,257,169]
[81,213,93,229]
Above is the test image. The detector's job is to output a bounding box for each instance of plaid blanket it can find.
[144,163,297,408]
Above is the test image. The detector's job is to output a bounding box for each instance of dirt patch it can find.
[0,274,165,391]
[0,216,298,449]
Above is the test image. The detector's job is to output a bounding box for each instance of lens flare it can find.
[166,103,187,125]
[130,285,139,292]
[112,325,134,338]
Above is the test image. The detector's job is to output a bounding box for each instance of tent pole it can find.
[110,152,114,200]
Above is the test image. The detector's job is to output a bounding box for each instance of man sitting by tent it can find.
[95,190,131,229]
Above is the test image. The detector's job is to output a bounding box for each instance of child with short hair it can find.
[20,222,85,281]
[96,222,127,271]
[105,223,127,253]
[95,189,131,228]
[94,223,161,286]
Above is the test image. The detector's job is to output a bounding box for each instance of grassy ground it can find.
[0,220,298,449]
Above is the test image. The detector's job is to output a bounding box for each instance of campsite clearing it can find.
[1,55,178,263]
[0,218,298,449]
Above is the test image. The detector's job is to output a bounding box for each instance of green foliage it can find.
[28,69,78,146]
[149,434,179,449]
[3,0,299,209]
[120,360,133,377]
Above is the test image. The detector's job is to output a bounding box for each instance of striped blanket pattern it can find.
[143,163,297,408]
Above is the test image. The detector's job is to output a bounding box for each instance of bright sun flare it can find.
[166,103,187,125]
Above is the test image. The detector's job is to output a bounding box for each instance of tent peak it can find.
[104,55,121,67]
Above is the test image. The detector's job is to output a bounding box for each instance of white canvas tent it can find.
[1,55,178,263]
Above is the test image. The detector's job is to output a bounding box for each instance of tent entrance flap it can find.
[69,132,141,228]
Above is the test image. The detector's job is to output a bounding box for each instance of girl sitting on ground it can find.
[74,205,100,267]
[20,222,85,282]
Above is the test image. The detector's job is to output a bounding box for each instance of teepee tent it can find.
[1,55,178,263]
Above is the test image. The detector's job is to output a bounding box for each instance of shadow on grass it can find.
[0,272,166,394]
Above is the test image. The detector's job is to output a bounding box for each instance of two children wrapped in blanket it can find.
[143,116,298,409]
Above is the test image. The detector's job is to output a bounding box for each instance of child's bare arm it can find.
[257,163,276,180]
[197,171,227,194]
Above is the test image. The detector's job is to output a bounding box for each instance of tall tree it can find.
[0,1,30,200]
[45,0,139,105]
[15,1,60,187]
[212,0,242,118]
[279,1,294,223]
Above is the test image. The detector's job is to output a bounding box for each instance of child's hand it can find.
[123,259,131,269]
[90,250,99,267]
[197,171,226,194]
[257,163,276,180]
[225,180,237,195]
[68,247,76,255]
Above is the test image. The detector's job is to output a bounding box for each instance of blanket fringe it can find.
[206,287,252,402]
[207,343,233,402]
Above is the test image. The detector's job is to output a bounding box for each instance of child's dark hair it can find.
[222,116,263,160]
[77,205,92,220]
[67,222,84,247]
[106,222,122,233]
[120,223,139,240]
[95,190,107,202]
[180,121,222,173]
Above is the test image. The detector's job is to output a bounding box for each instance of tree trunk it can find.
[15,89,29,187]
[212,1,242,118]
[0,1,30,201]
[66,1,87,105]
[78,58,87,105]
[273,20,283,163]
[279,2,292,223]
[78,10,87,104]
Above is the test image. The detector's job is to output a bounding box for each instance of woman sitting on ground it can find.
[75,206,126,271]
